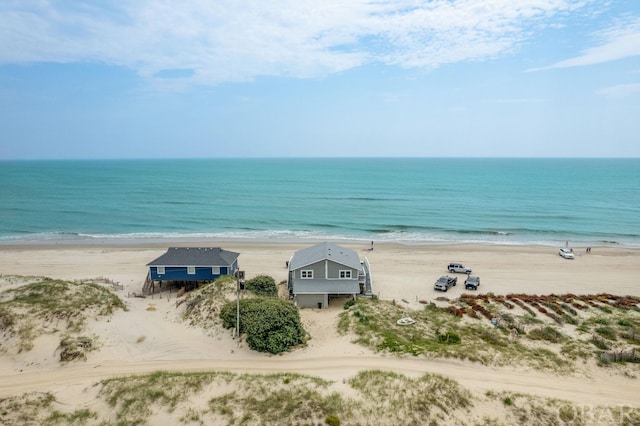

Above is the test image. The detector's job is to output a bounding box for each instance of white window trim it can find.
[187,266,196,275]
[212,266,220,275]
[339,270,352,279]
[301,270,314,279]
[157,266,165,275]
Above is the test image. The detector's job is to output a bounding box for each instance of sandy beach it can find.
[1,241,639,424]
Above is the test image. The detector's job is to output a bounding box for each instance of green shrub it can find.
[343,299,356,310]
[244,275,277,297]
[325,414,340,425]
[0,306,15,330]
[595,326,617,341]
[437,330,461,345]
[478,329,506,347]
[590,335,612,350]
[617,319,633,327]
[527,326,564,343]
[220,298,306,354]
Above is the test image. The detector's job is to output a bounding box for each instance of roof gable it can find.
[289,242,361,270]
[147,247,239,267]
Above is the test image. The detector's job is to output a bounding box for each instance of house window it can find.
[339,270,352,279]
[187,266,196,275]
[157,266,165,275]
[301,270,313,279]
[212,266,220,275]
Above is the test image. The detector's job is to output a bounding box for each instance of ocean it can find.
[0,158,638,247]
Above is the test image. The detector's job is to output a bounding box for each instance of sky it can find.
[1,0,639,159]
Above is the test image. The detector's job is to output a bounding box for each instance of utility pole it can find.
[235,269,245,339]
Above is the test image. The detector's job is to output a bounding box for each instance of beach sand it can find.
[1,242,639,423]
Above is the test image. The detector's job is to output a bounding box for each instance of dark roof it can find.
[146,247,239,267]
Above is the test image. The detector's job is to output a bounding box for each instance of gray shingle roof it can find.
[146,247,239,267]
[288,242,361,270]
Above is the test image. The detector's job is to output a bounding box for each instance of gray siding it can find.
[295,260,325,279]
[327,261,357,279]
[294,260,358,280]
[293,279,359,294]
[296,294,328,309]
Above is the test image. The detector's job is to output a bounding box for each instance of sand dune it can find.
[1,242,639,423]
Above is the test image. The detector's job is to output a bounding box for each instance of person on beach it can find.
[370,241,374,251]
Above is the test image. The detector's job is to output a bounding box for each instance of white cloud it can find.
[528,16,640,71]
[0,0,595,85]
[596,82,640,98]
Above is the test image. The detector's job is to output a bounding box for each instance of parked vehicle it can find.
[434,275,457,292]
[559,247,575,259]
[464,275,480,290]
[448,263,472,274]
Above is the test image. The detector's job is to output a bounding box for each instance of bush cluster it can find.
[244,275,277,297]
[220,297,306,354]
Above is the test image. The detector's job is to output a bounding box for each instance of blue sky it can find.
[1,0,639,159]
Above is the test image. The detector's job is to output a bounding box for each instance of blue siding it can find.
[150,266,232,281]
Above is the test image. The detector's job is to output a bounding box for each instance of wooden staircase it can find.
[142,271,154,295]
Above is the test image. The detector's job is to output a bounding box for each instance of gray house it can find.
[287,242,372,308]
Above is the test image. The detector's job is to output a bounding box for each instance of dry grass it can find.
[0,276,125,358]
[179,276,238,329]
[338,293,640,373]
[3,370,638,425]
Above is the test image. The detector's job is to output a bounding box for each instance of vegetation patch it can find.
[178,276,238,328]
[99,371,228,423]
[349,370,471,423]
[484,390,640,426]
[99,369,473,425]
[57,335,96,362]
[46,408,98,425]
[244,274,277,297]
[208,373,342,425]
[5,369,640,425]
[178,275,307,354]
[527,326,565,343]
[0,276,125,356]
[220,297,306,354]
[338,293,640,373]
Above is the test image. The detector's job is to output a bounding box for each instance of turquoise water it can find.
[0,158,638,247]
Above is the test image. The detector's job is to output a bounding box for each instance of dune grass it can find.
[5,369,638,425]
[338,295,640,372]
[0,276,125,355]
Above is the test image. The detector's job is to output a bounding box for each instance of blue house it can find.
[145,247,240,293]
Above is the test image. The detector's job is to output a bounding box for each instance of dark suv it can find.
[434,276,457,291]
[464,276,480,290]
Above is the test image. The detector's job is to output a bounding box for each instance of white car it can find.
[448,263,472,274]
[559,247,575,259]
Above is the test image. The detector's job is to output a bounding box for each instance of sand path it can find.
[1,354,636,407]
